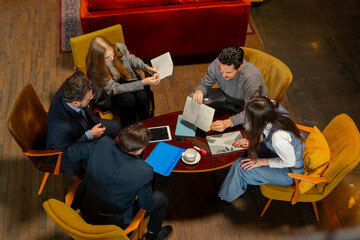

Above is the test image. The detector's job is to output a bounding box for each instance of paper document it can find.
[150,52,173,80]
[182,96,215,132]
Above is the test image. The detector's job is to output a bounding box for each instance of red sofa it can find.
[80,0,251,58]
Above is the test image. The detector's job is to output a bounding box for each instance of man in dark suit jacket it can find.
[46,71,121,175]
[68,123,173,240]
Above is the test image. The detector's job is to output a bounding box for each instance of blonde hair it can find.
[86,36,129,88]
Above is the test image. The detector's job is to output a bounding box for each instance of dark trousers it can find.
[145,191,168,235]
[121,191,168,236]
[96,117,122,139]
[204,88,245,114]
[111,90,150,127]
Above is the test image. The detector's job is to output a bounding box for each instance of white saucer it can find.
[181,152,201,165]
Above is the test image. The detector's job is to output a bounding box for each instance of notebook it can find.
[182,96,215,132]
[175,115,196,137]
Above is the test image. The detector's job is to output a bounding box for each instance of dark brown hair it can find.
[218,45,244,69]
[86,36,129,88]
[62,72,93,103]
[116,122,151,153]
[245,96,303,159]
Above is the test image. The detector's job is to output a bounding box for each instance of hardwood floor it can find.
[0,0,359,239]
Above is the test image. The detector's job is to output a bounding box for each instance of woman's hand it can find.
[147,67,158,75]
[192,90,203,104]
[142,76,160,86]
[232,138,249,148]
[239,158,269,170]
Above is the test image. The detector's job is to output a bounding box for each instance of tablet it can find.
[148,126,172,143]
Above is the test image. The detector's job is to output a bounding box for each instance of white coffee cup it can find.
[182,148,197,163]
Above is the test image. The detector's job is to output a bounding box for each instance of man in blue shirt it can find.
[46,71,121,175]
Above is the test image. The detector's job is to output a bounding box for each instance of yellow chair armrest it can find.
[65,178,83,206]
[124,208,146,235]
[24,150,62,174]
[24,149,62,156]
[288,173,327,184]
[296,124,313,133]
[288,173,327,205]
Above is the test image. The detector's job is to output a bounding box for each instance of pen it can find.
[193,146,207,155]
[203,98,211,102]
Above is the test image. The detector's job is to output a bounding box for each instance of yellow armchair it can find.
[259,114,360,221]
[43,198,149,240]
[242,47,293,102]
[70,24,125,74]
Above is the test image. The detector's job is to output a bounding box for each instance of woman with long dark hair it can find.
[86,36,160,126]
[217,95,304,202]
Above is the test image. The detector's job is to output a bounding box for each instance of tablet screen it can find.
[148,126,172,143]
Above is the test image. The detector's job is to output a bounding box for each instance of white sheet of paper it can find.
[150,52,173,80]
[182,96,215,132]
[195,104,215,132]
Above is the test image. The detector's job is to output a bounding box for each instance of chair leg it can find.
[138,216,144,240]
[38,172,50,195]
[260,198,272,217]
[312,202,320,221]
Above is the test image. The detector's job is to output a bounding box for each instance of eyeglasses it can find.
[105,50,114,61]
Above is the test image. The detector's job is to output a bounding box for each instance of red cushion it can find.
[89,0,168,11]
[169,0,226,3]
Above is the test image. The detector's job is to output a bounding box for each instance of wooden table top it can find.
[142,110,245,173]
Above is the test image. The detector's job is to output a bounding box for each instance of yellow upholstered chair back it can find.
[7,84,64,194]
[242,47,292,102]
[70,24,125,73]
[44,199,131,240]
[317,114,360,195]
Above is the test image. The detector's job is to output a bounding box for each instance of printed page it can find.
[182,96,200,125]
[195,104,215,132]
[150,52,173,80]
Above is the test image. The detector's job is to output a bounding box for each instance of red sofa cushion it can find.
[89,0,168,11]
[169,0,227,3]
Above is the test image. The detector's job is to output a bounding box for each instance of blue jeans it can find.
[218,157,293,202]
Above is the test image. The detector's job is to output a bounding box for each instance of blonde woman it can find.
[86,36,160,126]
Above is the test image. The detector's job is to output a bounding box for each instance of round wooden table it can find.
[142,110,245,173]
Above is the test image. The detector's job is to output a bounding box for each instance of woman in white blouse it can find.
[217,96,304,203]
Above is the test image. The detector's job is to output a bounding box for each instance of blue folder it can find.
[175,115,196,137]
[145,142,185,176]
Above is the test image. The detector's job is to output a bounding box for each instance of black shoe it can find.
[246,185,259,193]
[145,225,173,240]
[205,195,230,206]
